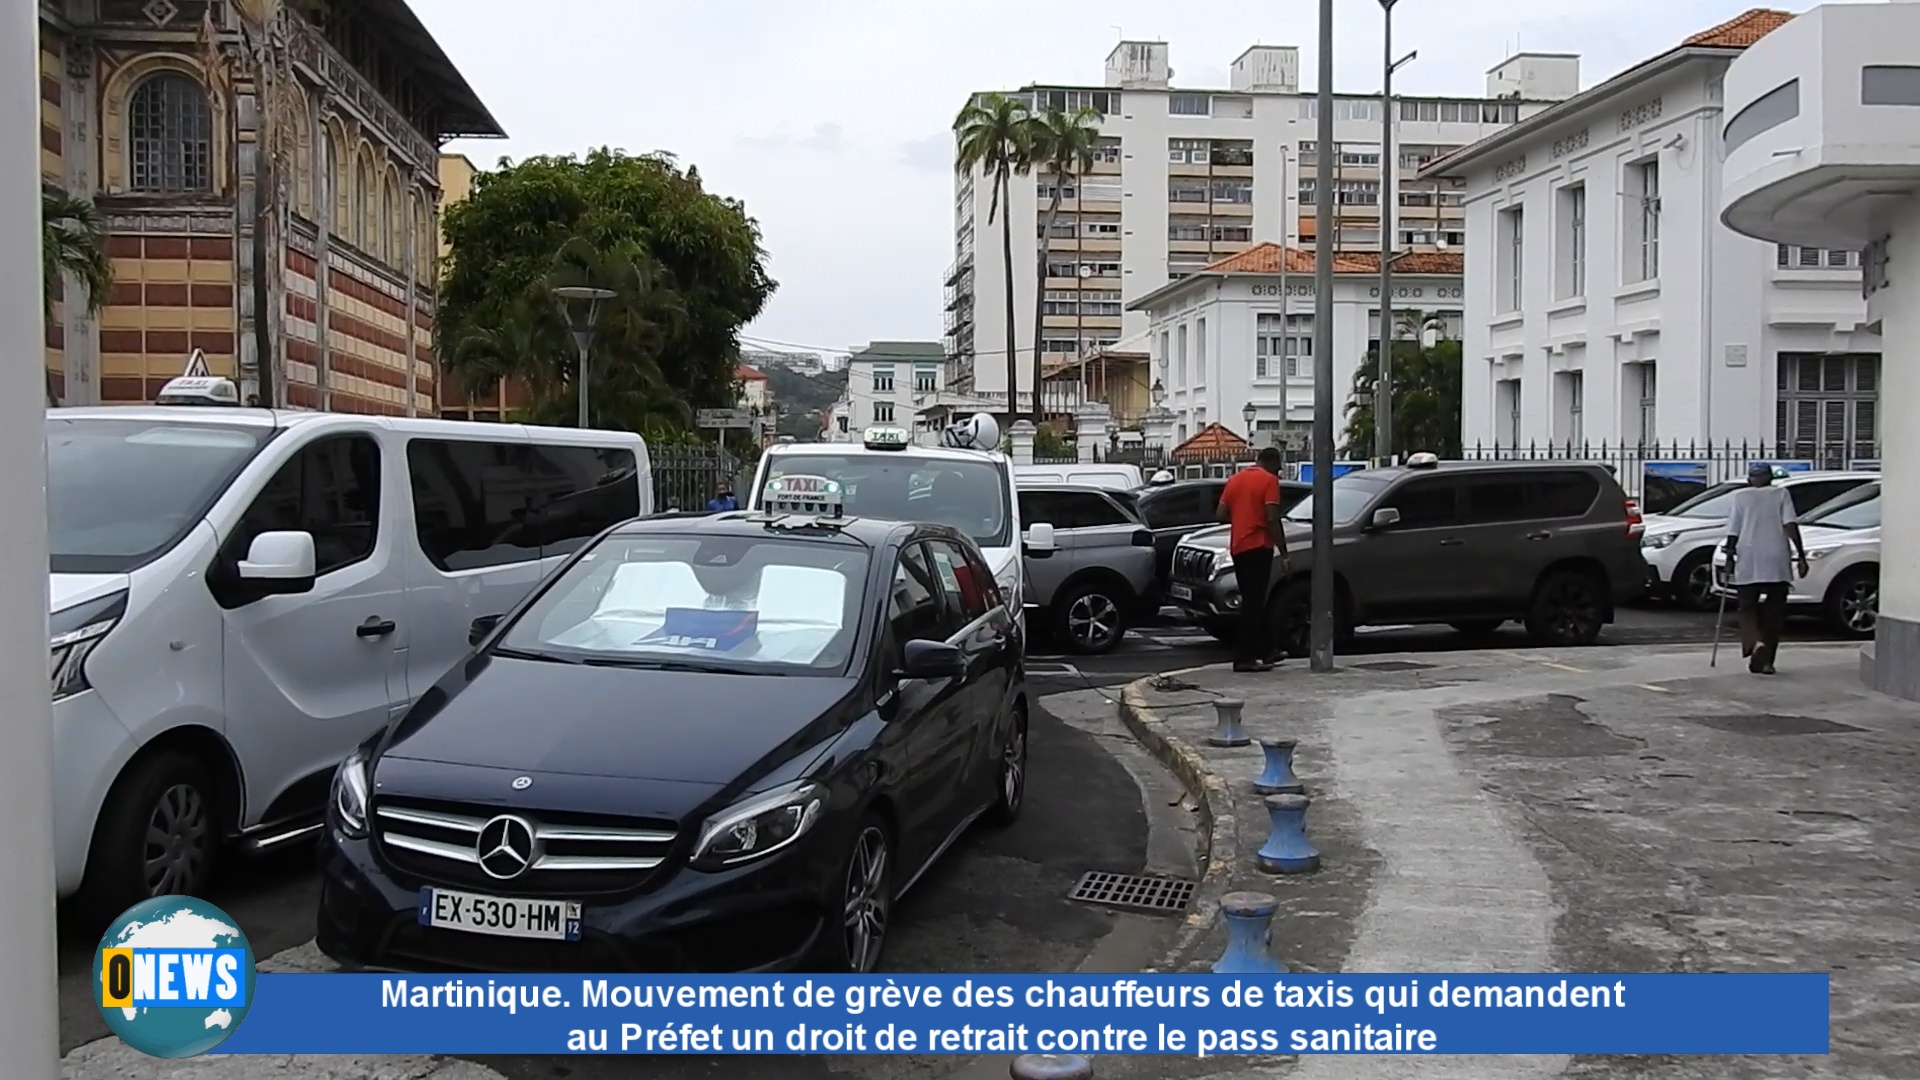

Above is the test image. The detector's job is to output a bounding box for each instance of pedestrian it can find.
[1723,462,1809,675]
[706,480,740,513]
[1215,447,1291,672]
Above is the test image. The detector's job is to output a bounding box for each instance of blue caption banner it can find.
[215,974,1829,1056]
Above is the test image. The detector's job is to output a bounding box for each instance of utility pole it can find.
[1375,0,1398,466]
[3,0,62,1071]
[1310,0,1337,673]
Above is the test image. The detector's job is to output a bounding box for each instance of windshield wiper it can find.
[579,656,764,675]
[491,646,583,665]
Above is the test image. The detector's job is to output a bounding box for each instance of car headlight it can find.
[1642,533,1677,550]
[1212,551,1234,576]
[1806,548,1834,561]
[994,564,1020,606]
[50,591,127,702]
[690,781,824,871]
[329,749,371,840]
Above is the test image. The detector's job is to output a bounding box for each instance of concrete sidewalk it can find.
[1112,640,1916,1080]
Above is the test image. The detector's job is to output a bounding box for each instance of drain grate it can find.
[1354,660,1434,672]
[1069,871,1197,914]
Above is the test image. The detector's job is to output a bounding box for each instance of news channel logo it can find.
[92,896,256,1059]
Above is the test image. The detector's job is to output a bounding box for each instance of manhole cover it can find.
[1685,713,1865,736]
[1068,871,1196,914]
[1354,660,1434,672]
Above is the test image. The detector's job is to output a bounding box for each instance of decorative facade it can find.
[38,0,501,413]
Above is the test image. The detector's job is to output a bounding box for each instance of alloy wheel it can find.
[1001,726,1027,812]
[1841,577,1878,634]
[1066,592,1121,651]
[842,827,890,973]
[1545,579,1602,642]
[1683,562,1716,609]
[143,783,211,896]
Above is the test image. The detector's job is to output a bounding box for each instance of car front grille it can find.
[373,797,678,897]
[1172,547,1217,584]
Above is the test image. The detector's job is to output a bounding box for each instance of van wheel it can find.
[1524,570,1607,647]
[1053,580,1128,655]
[1824,567,1878,638]
[77,751,222,926]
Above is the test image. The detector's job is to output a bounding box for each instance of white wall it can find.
[843,356,948,435]
[1456,57,1877,452]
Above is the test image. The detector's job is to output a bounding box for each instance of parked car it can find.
[47,376,652,924]
[1166,458,1647,655]
[1639,469,1875,610]
[316,509,1027,974]
[1113,478,1310,591]
[1013,462,1144,491]
[1710,480,1880,637]
[1016,484,1159,654]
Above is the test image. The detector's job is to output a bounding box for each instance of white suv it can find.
[1711,481,1880,637]
[1639,470,1876,611]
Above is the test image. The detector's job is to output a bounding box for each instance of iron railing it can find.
[1460,440,1880,512]
[652,443,747,512]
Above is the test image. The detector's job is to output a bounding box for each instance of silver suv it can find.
[1018,484,1159,654]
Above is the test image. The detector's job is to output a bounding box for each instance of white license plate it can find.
[1169,583,1193,601]
[419,888,582,941]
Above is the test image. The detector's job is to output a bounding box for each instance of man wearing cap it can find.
[1722,463,1809,675]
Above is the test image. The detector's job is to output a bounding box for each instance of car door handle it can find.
[356,618,396,639]
[1525,531,1552,541]
[1439,537,1465,547]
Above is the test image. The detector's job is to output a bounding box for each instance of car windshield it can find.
[1802,483,1879,531]
[47,417,273,575]
[1283,476,1391,526]
[1668,482,1744,519]
[757,453,1011,548]
[496,532,871,674]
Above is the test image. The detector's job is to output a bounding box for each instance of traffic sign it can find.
[696,409,754,429]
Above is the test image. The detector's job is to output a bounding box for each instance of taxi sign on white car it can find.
[863,426,912,450]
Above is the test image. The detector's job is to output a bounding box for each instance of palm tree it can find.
[1342,309,1463,459]
[1024,106,1101,426]
[539,234,687,431]
[954,93,1033,421]
[42,191,112,319]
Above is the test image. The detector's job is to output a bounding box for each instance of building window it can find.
[870,367,895,393]
[914,366,938,393]
[1631,362,1657,446]
[353,159,372,245]
[1176,324,1189,387]
[1211,179,1253,204]
[873,401,895,423]
[1497,378,1522,446]
[1498,207,1524,313]
[1556,371,1584,445]
[1158,330,1170,374]
[1776,244,1859,269]
[1169,94,1209,116]
[1556,184,1586,300]
[1256,314,1283,378]
[1040,337,1080,354]
[1286,315,1311,378]
[1628,160,1660,283]
[382,179,398,264]
[128,73,213,192]
[1776,353,1879,466]
[1195,318,1207,388]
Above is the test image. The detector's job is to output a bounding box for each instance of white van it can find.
[47,380,651,919]
[1013,462,1144,491]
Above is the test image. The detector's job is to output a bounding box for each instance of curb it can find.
[1116,667,1238,974]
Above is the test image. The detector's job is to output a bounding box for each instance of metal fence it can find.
[1460,440,1881,512]
[652,443,746,512]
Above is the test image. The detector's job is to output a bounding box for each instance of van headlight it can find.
[690,781,824,870]
[329,749,371,839]
[50,591,127,702]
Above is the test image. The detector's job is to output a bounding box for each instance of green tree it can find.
[954,93,1032,415]
[1024,106,1101,425]
[440,149,774,434]
[42,190,112,319]
[1341,311,1463,459]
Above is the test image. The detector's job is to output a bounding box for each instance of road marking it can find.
[1636,683,1672,692]
[1027,661,1082,677]
[1535,660,1587,673]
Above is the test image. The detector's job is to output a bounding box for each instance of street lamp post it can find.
[1376,0,1416,466]
[1243,400,1258,440]
[554,285,616,428]
[4,0,61,1069]
[1310,0,1337,673]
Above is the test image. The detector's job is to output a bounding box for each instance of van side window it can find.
[232,435,381,576]
[511,445,641,557]
[407,439,641,571]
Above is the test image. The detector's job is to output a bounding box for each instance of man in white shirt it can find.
[1722,463,1809,675]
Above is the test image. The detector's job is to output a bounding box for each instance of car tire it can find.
[76,750,222,927]
[1270,579,1313,659]
[982,703,1028,828]
[1824,567,1878,639]
[1450,619,1504,636]
[1669,550,1718,612]
[1053,580,1128,655]
[813,814,894,974]
[1524,570,1608,647]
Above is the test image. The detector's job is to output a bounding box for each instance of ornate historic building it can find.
[38,0,501,413]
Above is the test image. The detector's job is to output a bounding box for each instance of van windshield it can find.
[48,418,272,574]
[757,453,1012,548]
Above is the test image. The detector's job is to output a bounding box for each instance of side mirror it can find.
[897,638,966,680]
[1369,507,1402,530]
[469,614,504,647]
[237,531,317,593]
[1024,522,1058,559]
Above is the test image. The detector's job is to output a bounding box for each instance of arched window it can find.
[290,102,314,218]
[382,177,398,265]
[128,73,213,192]
[354,157,373,245]
[327,127,349,231]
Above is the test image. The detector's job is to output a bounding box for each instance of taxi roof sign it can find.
[862,426,912,451]
[155,374,241,407]
[764,474,846,517]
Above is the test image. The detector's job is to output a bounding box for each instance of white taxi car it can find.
[1710,480,1879,638]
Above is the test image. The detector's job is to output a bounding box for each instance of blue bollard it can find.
[1208,698,1250,747]
[1257,792,1321,874]
[1211,890,1286,974]
[1253,738,1305,795]
[1011,1054,1093,1080]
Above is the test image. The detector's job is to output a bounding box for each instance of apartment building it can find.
[1428,8,1880,461]
[945,40,1573,406]
[825,340,948,442]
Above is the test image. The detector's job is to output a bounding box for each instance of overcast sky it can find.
[412,0,1779,356]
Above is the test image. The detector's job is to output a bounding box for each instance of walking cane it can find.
[1710,557,1730,667]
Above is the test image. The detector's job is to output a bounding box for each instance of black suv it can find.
[1116,477,1311,589]
[1166,459,1649,656]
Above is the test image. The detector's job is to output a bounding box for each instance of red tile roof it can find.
[1171,422,1250,463]
[1683,8,1794,48]
[1199,242,1463,276]
[736,363,768,381]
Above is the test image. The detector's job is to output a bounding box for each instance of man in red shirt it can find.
[1215,447,1290,672]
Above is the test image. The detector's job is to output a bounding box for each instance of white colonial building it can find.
[1128,242,1464,447]
[1718,1,1920,699]
[825,340,948,443]
[1428,9,1881,460]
